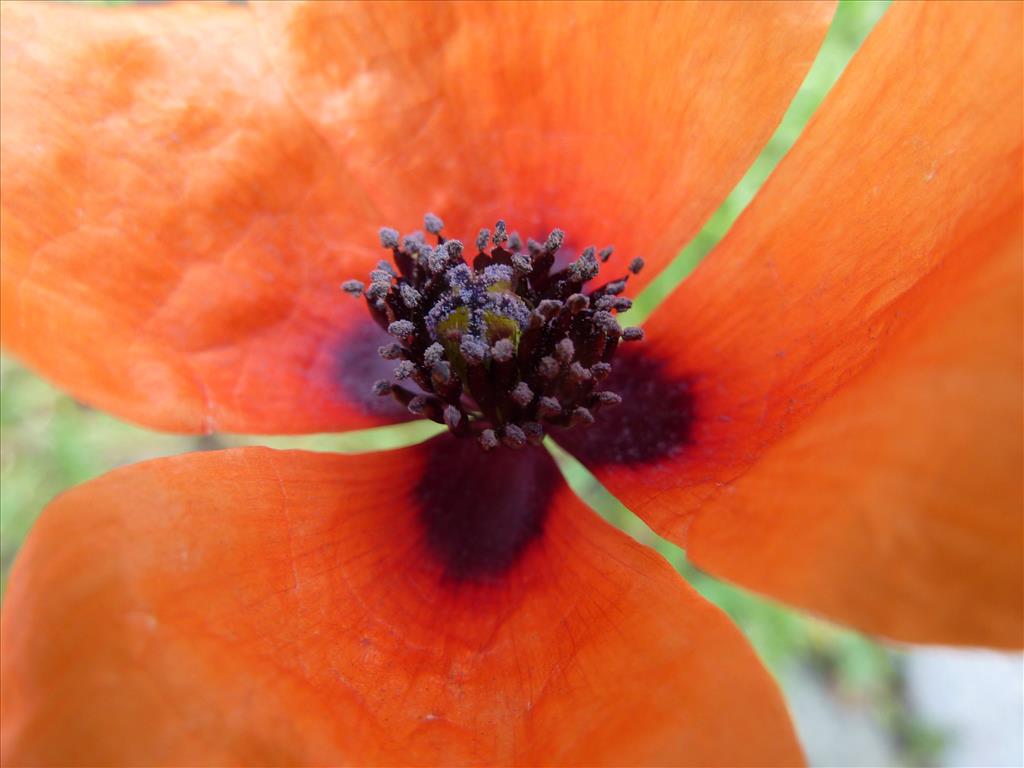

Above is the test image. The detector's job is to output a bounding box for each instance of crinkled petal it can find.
[252,0,835,288]
[1,441,803,766]
[688,223,1023,647]
[0,2,407,433]
[558,1,1023,645]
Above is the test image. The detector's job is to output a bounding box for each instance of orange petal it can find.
[0,2,409,433]
[687,222,1023,647]
[1,441,802,766]
[252,0,835,288]
[559,2,1023,645]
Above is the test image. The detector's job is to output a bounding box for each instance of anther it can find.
[400,284,421,308]
[508,232,523,251]
[365,282,388,301]
[522,421,545,445]
[492,338,515,363]
[388,320,415,341]
[428,244,449,274]
[628,257,645,274]
[447,239,464,261]
[591,362,612,381]
[370,269,392,285]
[622,327,645,342]
[512,253,532,273]
[571,407,595,427]
[595,391,622,406]
[604,280,627,296]
[378,343,403,360]
[493,220,508,246]
[460,337,489,365]
[567,293,589,313]
[570,253,599,281]
[538,357,560,379]
[424,213,444,235]
[568,361,591,383]
[476,229,490,252]
[593,311,621,336]
[479,429,499,451]
[372,380,392,397]
[510,381,533,407]
[555,338,575,363]
[544,229,565,252]
[444,404,463,430]
[341,279,365,296]
[393,360,416,380]
[424,342,445,367]
[379,227,400,249]
[538,396,562,417]
[431,362,452,387]
[537,299,562,319]
[612,298,633,312]
[599,246,614,263]
[501,424,527,448]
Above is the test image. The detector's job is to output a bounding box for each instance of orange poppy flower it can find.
[1,1,1021,765]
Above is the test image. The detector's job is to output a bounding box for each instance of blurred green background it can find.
[3,2,1020,766]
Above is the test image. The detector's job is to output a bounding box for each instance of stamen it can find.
[492,338,515,363]
[522,421,545,444]
[424,212,444,235]
[479,429,499,451]
[510,381,534,407]
[622,327,645,342]
[341,279,365,295]
[492,219,508,246]
[501,423,527,448]
[444,404,463,430]
[461,338,489,365]
[512,253,532,273]
[424,343,445,367]
[400,284,421,308]
[387,320,415,341]
[555,338,575,363]
[393,360,416,380]
[545,229,565,251]
[345,217,648,449]
[571,407,595,427]
[566,293,589,313]
[538,357,560,379]
[538,396,562,417]
[378,343,403,360]
[379,228,400,249]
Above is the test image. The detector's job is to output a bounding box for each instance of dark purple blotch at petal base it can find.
[333,317,415,421]
[414,434,561,583]
[555,346,696,466]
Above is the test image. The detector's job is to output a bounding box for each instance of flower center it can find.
[342,214,645,450]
